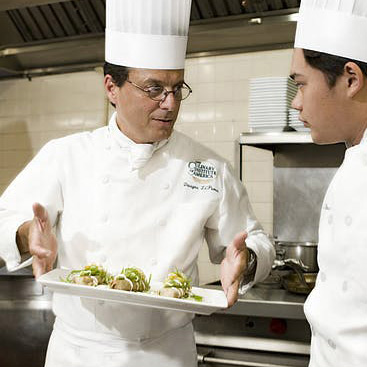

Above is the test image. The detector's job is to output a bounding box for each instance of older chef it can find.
[0,0,274,366]
[290,0,367,366]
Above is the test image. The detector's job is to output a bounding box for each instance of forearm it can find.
[16,221,31,254]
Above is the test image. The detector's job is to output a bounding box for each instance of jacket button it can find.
[162,183,170,190]
[158,219,166,226]
[100,214,108,223]
[342,280,348,292]
[345,215,352,226]
[102,176,109,184]
[327,339,336,350]
[150,258,157,266]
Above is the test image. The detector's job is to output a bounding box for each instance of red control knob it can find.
[269,318,287,334]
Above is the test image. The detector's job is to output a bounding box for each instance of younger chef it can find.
[290,0,367,366]
[0,1,275,366]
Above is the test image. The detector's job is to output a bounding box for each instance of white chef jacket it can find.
[304,130,367,367]
[0,113,274,366]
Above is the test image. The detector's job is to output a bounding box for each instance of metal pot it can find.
[275,241,318,273]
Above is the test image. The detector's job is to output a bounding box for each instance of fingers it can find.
[33,257,46,279]
[32,202,48,224]
[225,280,240,307]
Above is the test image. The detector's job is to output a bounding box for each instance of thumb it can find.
[32,244,52,259]
[232,231,248,251]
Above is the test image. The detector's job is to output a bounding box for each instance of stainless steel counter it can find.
[204,285,307,320]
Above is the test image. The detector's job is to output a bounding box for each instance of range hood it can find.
[0,0,300,80]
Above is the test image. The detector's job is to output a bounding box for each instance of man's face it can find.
[290,48,348,144]
[108,68,184,144]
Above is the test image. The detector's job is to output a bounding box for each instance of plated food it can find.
[159,269,202,302]
[65,264,111,286]
[62,264,202,302]
[110,267,151,292]
[39,268,228,315]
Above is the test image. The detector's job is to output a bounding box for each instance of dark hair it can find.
[103,61,130,87]
[303,49,367,88]
[103,62,130,107]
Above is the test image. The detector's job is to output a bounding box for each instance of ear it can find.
[104,74,119,104]
[344,62,365,98]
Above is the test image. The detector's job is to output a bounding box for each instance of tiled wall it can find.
[179,49,292,284]
[0,48,293,284]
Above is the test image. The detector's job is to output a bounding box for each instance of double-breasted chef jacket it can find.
[0,112,275,366]
[304,130,367,367]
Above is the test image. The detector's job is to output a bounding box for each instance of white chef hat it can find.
[105,0,192,70]
[295,0,367,63]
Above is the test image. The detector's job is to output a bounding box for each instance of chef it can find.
[0,0,275,366]
[290,0,367,366]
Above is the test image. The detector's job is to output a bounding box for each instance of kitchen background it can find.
[0,48,292,284]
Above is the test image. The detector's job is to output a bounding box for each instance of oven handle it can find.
[198,353,295,367]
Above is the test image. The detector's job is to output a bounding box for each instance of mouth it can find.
[152,118,174,125]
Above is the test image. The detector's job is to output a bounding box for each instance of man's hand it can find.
[220,231,248,307]
[17,203,57,278]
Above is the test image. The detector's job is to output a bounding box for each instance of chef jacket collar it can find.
[108,112,169,170]
[361,128,367,145]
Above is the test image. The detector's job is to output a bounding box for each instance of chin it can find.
[310,131,341,145]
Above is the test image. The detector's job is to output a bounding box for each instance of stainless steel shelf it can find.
[240,132,313,145]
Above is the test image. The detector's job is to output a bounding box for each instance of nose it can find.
[159,92,179,111]
[291,90,302,111]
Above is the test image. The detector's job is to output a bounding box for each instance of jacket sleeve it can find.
[0,140,64,271]
[204,162,275,285]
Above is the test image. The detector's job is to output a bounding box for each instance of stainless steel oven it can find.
[194,285,310,367]
[0,266,54,367]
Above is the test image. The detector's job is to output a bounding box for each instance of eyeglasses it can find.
[126,80,192,102]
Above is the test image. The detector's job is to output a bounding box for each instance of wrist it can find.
[243,248,257,282]
[16,221,31,254]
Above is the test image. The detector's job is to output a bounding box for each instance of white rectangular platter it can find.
[38,269,228,315]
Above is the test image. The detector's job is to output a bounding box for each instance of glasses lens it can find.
[176,85,191,101]
[148,85,192,102]
[148,86,165,100]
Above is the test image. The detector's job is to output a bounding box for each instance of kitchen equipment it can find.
[0,270,54,367]
[275,241,318,273]
[195,283,310,367]
[273,259,310,289]
[281,273,317,295]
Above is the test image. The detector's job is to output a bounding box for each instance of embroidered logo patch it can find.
[188,161,217,181]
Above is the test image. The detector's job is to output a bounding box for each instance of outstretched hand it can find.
[220,231,248,307]
[20,203,58,278]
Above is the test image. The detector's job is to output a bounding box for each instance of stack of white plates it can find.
[248,77,297,132]
[288,108,309,132]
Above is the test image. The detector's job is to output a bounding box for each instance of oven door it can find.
[197,345,310,367]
